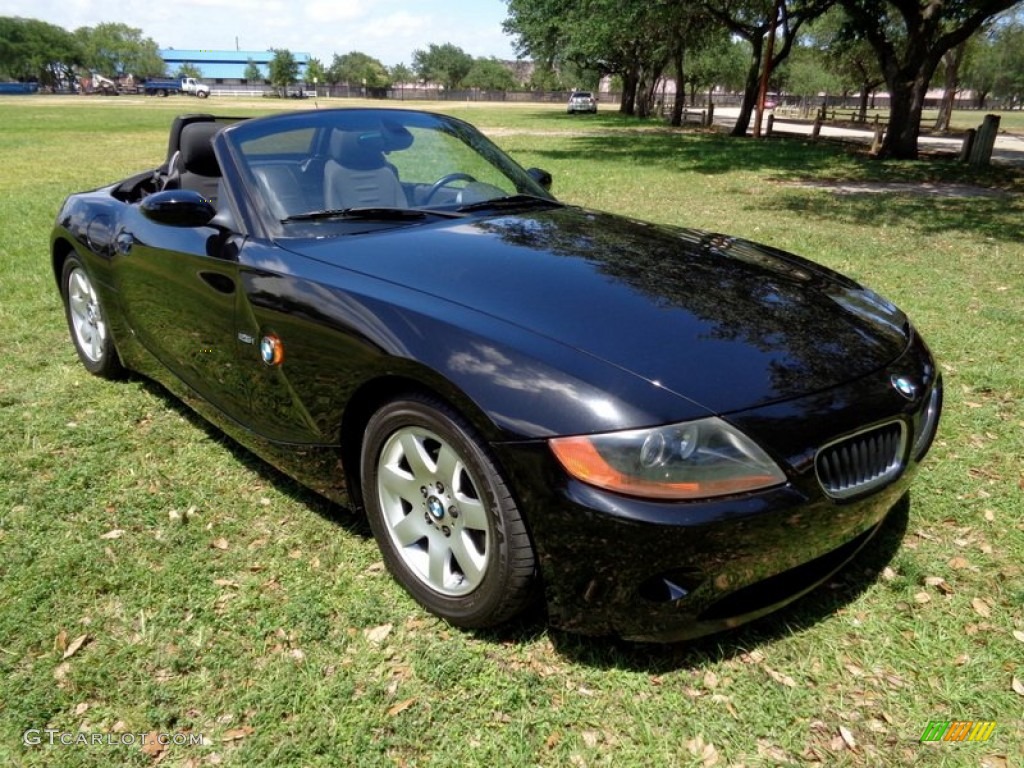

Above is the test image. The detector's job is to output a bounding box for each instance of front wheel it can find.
[61,255,123,378]
[361,395,536,628]
[196,90,208,99]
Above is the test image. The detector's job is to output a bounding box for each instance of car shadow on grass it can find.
[136,378,372,539]
[539,493,911,671]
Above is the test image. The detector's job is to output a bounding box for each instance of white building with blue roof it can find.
[158,49,311,84]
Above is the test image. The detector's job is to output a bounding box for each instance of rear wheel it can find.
[61,255,123,379]
[361,395,536,628]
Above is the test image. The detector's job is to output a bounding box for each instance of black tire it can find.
[60,255,124,379]
[157,88,167,97]
[197,90,208,99]
[361,394,536,628]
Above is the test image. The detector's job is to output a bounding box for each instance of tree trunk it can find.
[857,85,870,122]
[620,65,639,115]
[877,38,951,160]
[731,39,763,137]
[636,72,657,118]
[670,47,685,127]
[635,62,665,118]
[881,72,931,159]
[933,41,966,132]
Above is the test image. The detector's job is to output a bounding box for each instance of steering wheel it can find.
[425,172,477,204]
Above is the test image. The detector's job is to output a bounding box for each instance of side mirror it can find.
[140,189,217,227]
[527,167,553,192]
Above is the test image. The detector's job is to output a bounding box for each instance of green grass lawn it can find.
[1,97,1021,767]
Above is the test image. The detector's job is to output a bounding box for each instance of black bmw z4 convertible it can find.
[51,108,941,641]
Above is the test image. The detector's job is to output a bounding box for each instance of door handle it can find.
[200,271,236,295]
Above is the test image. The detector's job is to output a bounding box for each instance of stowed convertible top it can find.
[110,114,247,203]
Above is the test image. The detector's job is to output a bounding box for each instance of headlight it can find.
[549,417,786,500]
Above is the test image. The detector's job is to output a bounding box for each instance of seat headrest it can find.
[166,113,215,164]
[179,121,222,177]
[329,121,414,168]
[330,130,384,170]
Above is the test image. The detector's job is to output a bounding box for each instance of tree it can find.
[504,0,677,115]
[688,37,750,107]
[412,43,474,89]
[389,62,414,98]
[963,17,1024,108]
[0,16,82,88]
[662,5,721,125]
[988,20,1024,107]
[932,40,969,130]
[329,51,391,88]
[268,48,299,96]
[824,22,885,120]
[800,8,886,121]
[75,22,164,77]
[390,62,414,85]
[838,0,1022,158]
[243,58,263,83]
[175,62,202,79]
[464,57,517,90]
[525,61,565,91]
[779,44,844,107]
[703,0,833,136]
[305,57,327,86]
[559,61,602,91]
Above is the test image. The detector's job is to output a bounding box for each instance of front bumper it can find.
[495,334,940,641]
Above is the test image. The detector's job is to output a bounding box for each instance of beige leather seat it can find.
[252,165,308,219]
[323,130,407,209]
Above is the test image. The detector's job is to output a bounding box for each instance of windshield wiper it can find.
[282,206,463,223]
[456,194,561,213]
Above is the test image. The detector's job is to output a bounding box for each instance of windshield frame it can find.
[219,108,558,239]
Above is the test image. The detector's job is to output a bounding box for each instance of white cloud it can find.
[1,0,519,65]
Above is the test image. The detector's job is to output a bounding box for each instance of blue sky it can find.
[0,0,520,65]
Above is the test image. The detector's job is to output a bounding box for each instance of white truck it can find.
[143,77,210,98]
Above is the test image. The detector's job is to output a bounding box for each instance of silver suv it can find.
[567,91,597,114]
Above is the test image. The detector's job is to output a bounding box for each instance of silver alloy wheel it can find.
[376,426,491,596]
[67,267,107,363]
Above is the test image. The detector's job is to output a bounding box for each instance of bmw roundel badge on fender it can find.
[260,334,284,366]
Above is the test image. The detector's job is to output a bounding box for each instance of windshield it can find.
[221,108,558,235]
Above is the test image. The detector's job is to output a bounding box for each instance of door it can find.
[114,207,250,425]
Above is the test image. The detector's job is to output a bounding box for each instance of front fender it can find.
[237,252,708,445]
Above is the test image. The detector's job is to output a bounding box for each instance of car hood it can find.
[287,206,910,414]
